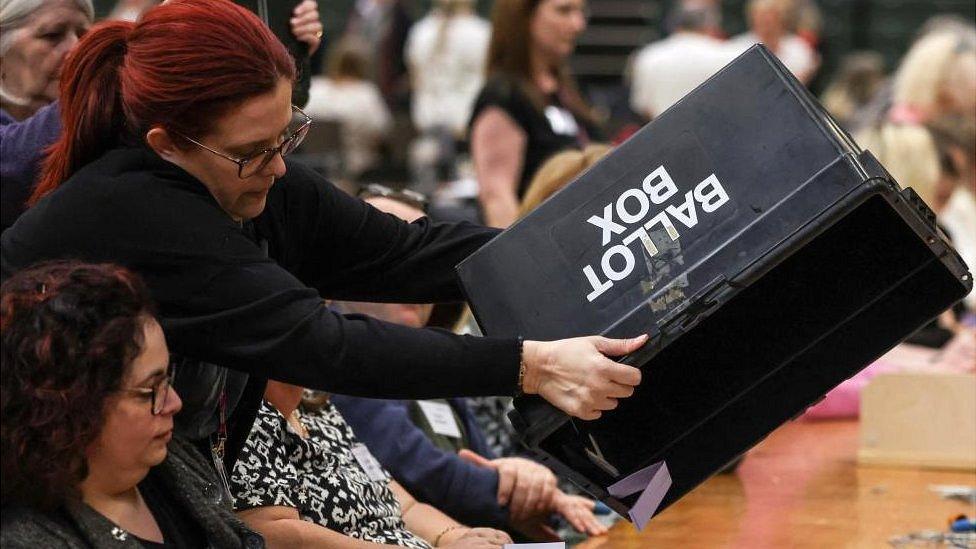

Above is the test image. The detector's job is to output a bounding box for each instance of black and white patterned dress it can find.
[230,399,431,548]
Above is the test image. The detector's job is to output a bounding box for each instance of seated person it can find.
[466,145,611,458]
[230,379,513,548]
[331,193,608,542]
[304,39,392,180]
[0,261,259,548]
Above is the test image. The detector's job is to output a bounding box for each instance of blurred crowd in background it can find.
[79,0,975,282]
[6,0,975,233]
[1,0,974,546]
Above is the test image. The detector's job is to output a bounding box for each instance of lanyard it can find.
[210,390,234,505]
[213,390,228,460]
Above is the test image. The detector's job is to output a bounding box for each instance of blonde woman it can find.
[857,120,974,341]
[465,144,612,459]
[855,123,941,206]
[518,144,612,215]
[889,30,976,124]
[927,115,976,310]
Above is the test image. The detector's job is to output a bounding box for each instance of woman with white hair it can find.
[0,0,93,120]
[0,0,93,232]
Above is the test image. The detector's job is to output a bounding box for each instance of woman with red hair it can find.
[0,0,646,470]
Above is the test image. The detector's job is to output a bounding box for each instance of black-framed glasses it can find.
[177,105,312,178]
[123,363,177,415]
[358,183,429,212]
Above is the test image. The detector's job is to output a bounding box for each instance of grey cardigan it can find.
[0,437,263,548]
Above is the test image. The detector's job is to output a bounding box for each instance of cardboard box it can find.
[859,372,976,471]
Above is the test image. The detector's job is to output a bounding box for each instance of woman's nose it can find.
[264,151,288,178]
[161,387,183,416]
[572,11,587,33]
[60,32,80,53]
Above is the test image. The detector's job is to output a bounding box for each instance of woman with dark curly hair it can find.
[0,261,263,548]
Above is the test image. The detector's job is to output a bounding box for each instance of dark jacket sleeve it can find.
[331,395,510,528]
[0,507,88,549]
[0,149,519,398]
[259,160,500,304]
[0,102,61,231]
[452,398,498,459]
[161,257,520,397]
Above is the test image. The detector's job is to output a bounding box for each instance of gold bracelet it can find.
[515,336,526,396]
[433,525,462,547]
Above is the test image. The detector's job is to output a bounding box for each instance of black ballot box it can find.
[455,45,972,526]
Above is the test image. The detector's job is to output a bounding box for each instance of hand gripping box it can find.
[456,45,972,527]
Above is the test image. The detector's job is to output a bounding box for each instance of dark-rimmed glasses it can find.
[177,105,312,178]
[123,363,177,415]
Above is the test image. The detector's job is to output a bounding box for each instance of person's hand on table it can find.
[522,335,647,420]
[551,491,608,536]
[458,450,557,519]
[438,527,512,548]
[458,450,608,539]
[505,490,607,541]
[290,0,323,55]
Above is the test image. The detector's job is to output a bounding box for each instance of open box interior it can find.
[533,194,967,511]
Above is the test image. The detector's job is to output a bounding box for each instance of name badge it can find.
[351,443,387,482]
[417,400,462,438]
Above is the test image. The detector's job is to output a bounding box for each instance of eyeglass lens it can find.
[152,366,177,415]
[239,111,311,178]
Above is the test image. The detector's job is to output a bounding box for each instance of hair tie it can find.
[888,103,927,125]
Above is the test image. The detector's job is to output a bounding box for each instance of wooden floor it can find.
[575,420,976,548]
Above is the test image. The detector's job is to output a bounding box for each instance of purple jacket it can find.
[0,103,61,232]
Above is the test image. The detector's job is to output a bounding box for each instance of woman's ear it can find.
[145,127,181,160]
[948,147,970,180]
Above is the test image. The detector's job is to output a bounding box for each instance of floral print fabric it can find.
[230,399,431,548]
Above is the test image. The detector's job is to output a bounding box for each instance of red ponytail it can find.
[32,0,296,205]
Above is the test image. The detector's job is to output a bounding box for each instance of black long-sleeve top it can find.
[1,146,517,398]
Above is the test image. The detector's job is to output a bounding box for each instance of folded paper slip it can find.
[456,44,972,523]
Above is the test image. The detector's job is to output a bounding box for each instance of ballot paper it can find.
[607,461,671,530]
